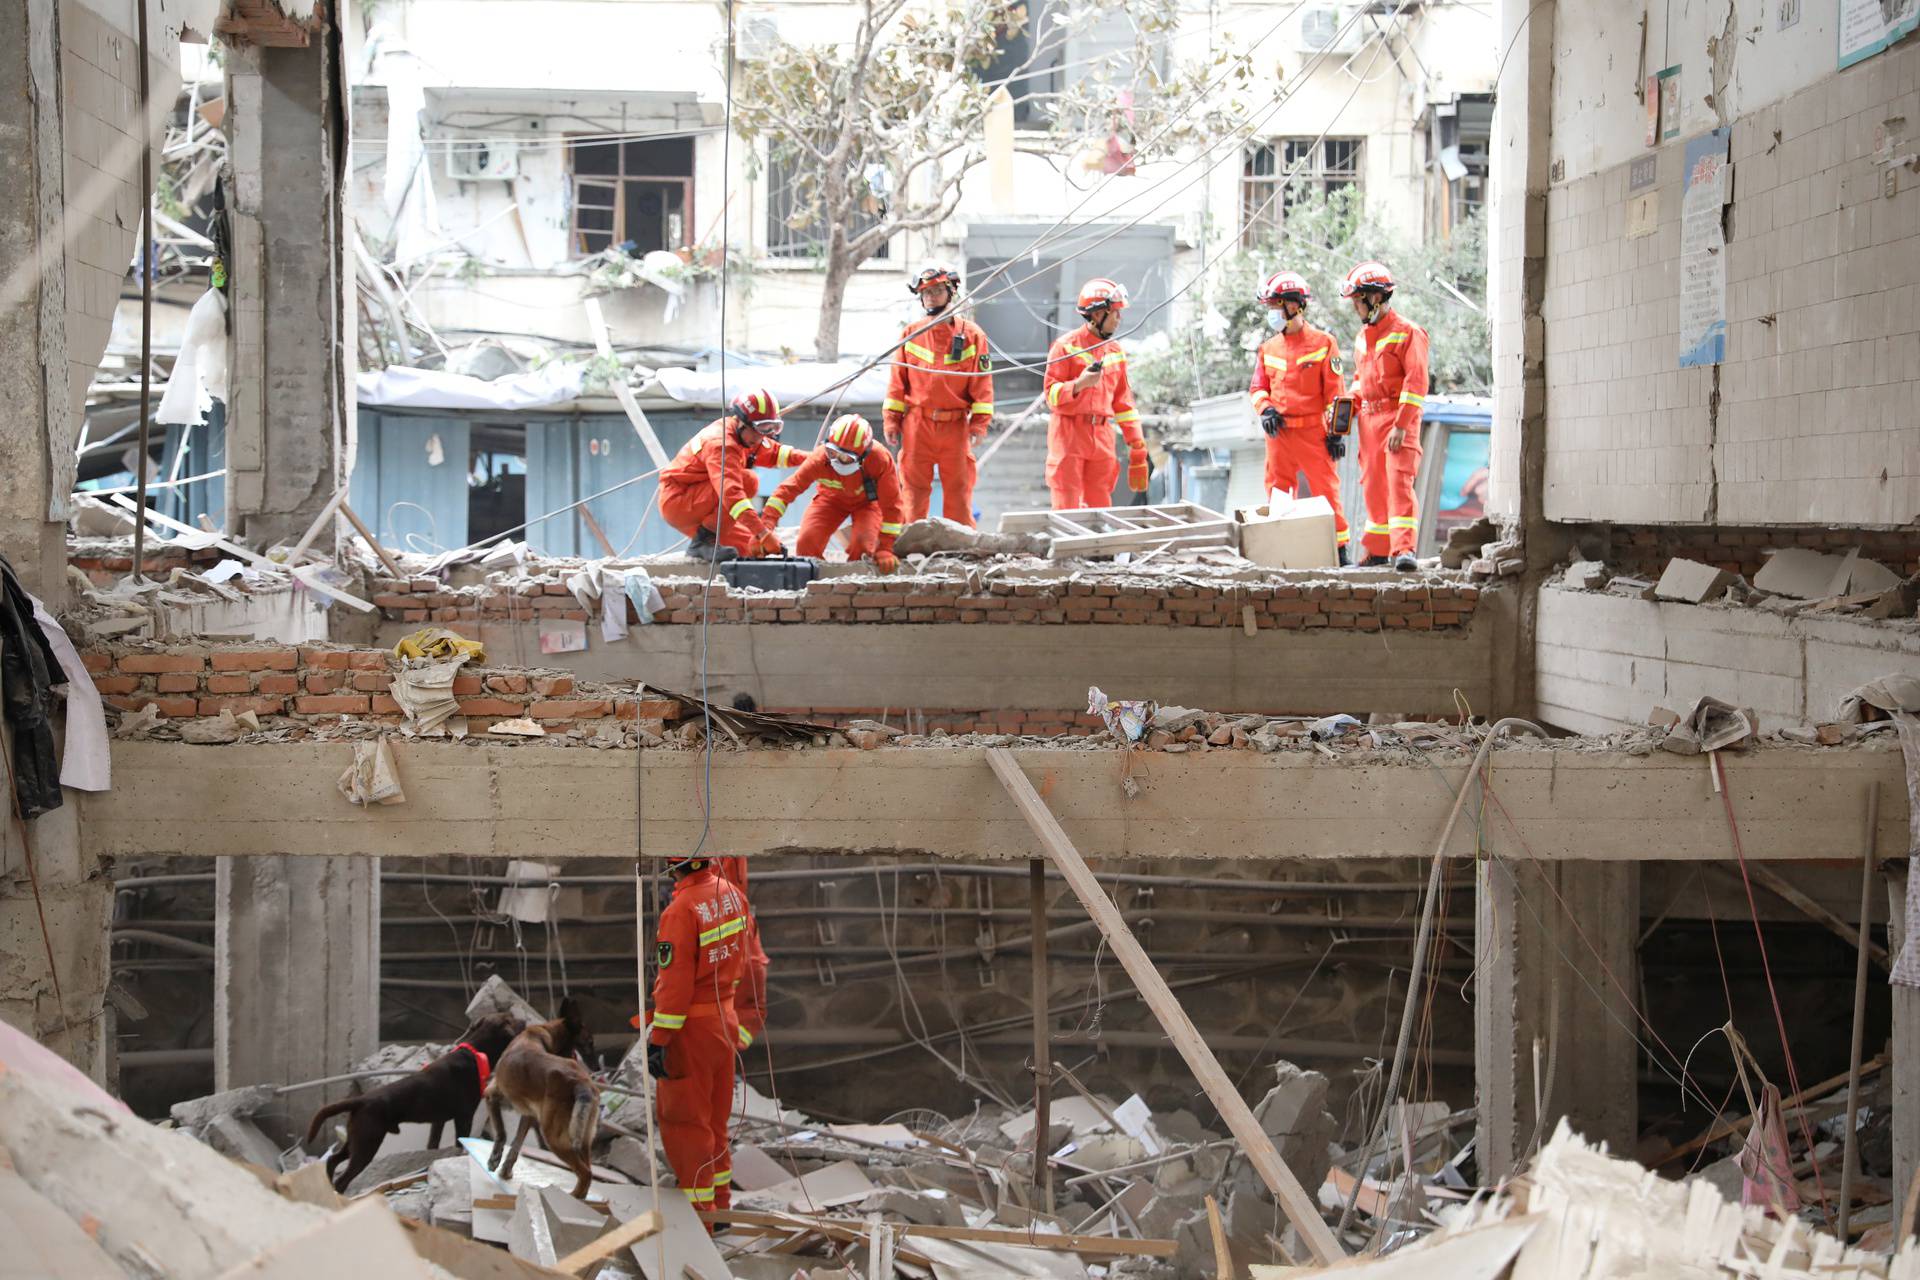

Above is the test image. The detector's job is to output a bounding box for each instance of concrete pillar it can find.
[1476,858,1638,1180]
[223,30,352,547]
[215,856,379,1138]
[1887,870,1919,1205]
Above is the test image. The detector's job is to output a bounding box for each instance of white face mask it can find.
[827,453,862,475]
[1266,309,1287,331]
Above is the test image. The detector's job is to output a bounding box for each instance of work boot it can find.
[1359,555,1389,567]
[1338,544,1352,567]
[1393,553,1418,573]
[686,525,717,556]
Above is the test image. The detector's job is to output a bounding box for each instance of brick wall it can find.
[366,574,1482,633]
[82,643,682,736]
[1608,525,1920,581]
[1541,38,1920,528]
[70,546,211,585]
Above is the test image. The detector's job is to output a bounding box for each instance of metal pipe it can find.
[1030,857,1052,1210]
[132,0,152,582]
[111,928,215,957]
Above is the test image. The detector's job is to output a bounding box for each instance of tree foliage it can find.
[1128,187,1491,415]
[730,0,1255,360]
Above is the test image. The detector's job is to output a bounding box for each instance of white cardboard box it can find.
[1235,490,1338,569]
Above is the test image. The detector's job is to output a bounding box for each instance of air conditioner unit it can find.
[1296,8,1368,55]
[446,139,519,182]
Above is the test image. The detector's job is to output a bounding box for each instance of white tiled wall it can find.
[1541,40,1920,528]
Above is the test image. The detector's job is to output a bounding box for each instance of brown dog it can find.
[305,1011,525,1193]
[484,996,600,1199]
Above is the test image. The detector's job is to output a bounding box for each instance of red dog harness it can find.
[450,1041,489,1091]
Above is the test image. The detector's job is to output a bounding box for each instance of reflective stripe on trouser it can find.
[1262,429,1349,545]
[795,500,883,560]
[1355,409,1421,558]
[660,470,761,553]
[656,1012,736,1229]
[900,414,977,525]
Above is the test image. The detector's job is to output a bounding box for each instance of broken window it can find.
[568,136,695,257]
[764,144,891,260]
[1424,94,1492,239]
[1240,137,1364,244]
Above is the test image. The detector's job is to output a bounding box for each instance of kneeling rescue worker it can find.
[1340,261,1429,572]
[1043,278,1149,510]
[1248,269,1350,561]
[883,263,994,526]
[762,414,906,572]
[658,389,804,558]
[644,854,756,1217]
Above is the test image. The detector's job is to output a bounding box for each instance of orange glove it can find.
[1126,443,1150,493]
[755,530,783,558]
[873,549,898,574]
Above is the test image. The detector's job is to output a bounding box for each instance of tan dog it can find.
[484,995,600,1199]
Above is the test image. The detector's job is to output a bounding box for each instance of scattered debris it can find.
[893,515,1051,558]
[1438,516,1498,570]
[1658,694,1758,755]
[1653,557,1740,603]
[487,717,547,737]
[338,738,406,806]
[1559,559,1610,590]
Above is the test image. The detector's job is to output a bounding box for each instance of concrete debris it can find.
[208,1112,293,1172]
[464,974,546,1029]
[111,700,165,738]
[1438,516,1498,570]
[179,705,261,743]
[1653,557,1740,604]
[1558,559,1610,590]
[1754,546,1901,601]
[486,716,546,736]
[893,515,1051,558]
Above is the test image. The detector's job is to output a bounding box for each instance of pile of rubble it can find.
[1553,544,1919,623]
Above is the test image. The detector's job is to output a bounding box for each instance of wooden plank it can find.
[110,494,375,611]
[576,505,619,559]
[339,499,406,580]
[398,1216,570,1280]
[1649,1053,1889,1167]
[985,748,1345,1265]
[697,1211,933,1267]
[554,1210,662,1276]
[1732,863,1889,970]
[1205,1194,1234,1279]
[700,1209,1177,1259]
[1049,522,1236,557]
[583,298,670,469]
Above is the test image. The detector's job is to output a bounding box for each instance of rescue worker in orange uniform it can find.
[882,263,994,526]
[645,854,755,1216]
[714,857,769,1059]
[1339,261,1430,571]
[658,389,804,558]
[1247,269,1351,562]
[762,415,906,573]
[1043,278,1149,510]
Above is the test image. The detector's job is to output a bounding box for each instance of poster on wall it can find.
[1657,67,1682,142]
[1626,154,1660,238]
[1679,129,1730,368]
[1839,0,1918,69]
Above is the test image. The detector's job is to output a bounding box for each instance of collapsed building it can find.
[3,0,1920,1277]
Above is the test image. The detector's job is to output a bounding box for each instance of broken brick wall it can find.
[1604,525,1920,584]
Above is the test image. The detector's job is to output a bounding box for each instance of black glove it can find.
[1260,407,1282,438]
[647,1042,669,1079]
[1324,432,1346,460]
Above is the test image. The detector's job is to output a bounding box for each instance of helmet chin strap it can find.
[1362,293,1388,325]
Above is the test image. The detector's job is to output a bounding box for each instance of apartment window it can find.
[765,145,890,260]
[1240,137,1364,243]
[569,136,694,257]
[979,2,1061,127]
[1425,95,1492,239]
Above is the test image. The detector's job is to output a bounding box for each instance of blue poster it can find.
[1678,129,1729,368]
[1839,0,1918,70]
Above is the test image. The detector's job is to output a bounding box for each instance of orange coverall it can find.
[648,865,752,1210]
[882,317,994,525]
[658,421,803,554]
[715,857,769,1054]
[1349,310,1430,559]
[1248,324,1349,550]
[763,444,907,560]
[1043,324,1142,510]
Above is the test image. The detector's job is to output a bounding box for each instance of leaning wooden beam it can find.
[1732,862,1890,971]
[338,498,406,581]
[554,1209,662,1276]
[1649,1052,1889,1167]
[984,747,1345,1265]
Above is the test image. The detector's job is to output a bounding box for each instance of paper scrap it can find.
[539,620,588,655]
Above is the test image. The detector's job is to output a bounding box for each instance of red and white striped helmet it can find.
[1339,261,1395,297]
[728,388,783,440]
[1076,277,1130,316]
[825,414,874,456]
[1256,270,1312,305]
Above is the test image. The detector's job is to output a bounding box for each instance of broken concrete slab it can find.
[1654,558,1738,604]
[598,1184,731,1280]
[1248,1062,1337,1195]
[0,1165,120,1279]
[220,1198,436,1278]
[1755,546,1902,601]
[209,1113,290,1173]
[893,515,1050,558]
[343,1144,465,1197]
[857,1186,966,1228]
[171,1082,279,1131]
[1560,560,1609,591]
[464,974,544,1029]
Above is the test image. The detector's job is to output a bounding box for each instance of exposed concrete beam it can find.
[83,741,1909,863]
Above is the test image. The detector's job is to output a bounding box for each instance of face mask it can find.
[1266,309,1286,331]
[828,453,862,475]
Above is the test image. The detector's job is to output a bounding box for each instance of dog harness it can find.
[448,1041,490,1091]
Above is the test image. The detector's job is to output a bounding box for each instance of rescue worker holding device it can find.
[882,263,994,526]
[761,414,907,573]
[1339,261,1429,571]
[1247,269,1351,563]
[658,389,805,559]
[1042,278,1149,510]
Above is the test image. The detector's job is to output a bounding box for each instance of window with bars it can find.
[568,136,695,257]
[764,145,890,260]
[1240,137,1364,243]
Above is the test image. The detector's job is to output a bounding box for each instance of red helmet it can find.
[728,389,783,443]
[825,414,874,455]
[908,262,962,296]
[1077,277,1129,317]
[1257,270,1312,306]
[1340,261,1395,298]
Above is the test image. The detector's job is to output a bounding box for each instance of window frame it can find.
[566,137,696,258]
[1240,136,1365,244]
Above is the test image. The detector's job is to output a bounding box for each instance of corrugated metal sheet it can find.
[157,406,226,530]
[350,411,473,553]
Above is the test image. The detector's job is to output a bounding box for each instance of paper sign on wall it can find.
[1839,0,1918,69]
[1679,129,1731,368]
[1626,154,1660,238]
[1656,68,1682,143]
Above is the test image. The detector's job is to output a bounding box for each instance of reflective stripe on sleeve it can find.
[884,397,909,413]
[775,445,801,467]
[1398,391,1425,407]
[1114,409,1140,424]
[728,499,754,520]
[970,402,994,416]
[879,522,902,535]
[764,496,787,517]
[1047,383,1067,407]
[652,1012,687,1030]
[1250,391,1271,410]
[736,1026,753,1048]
